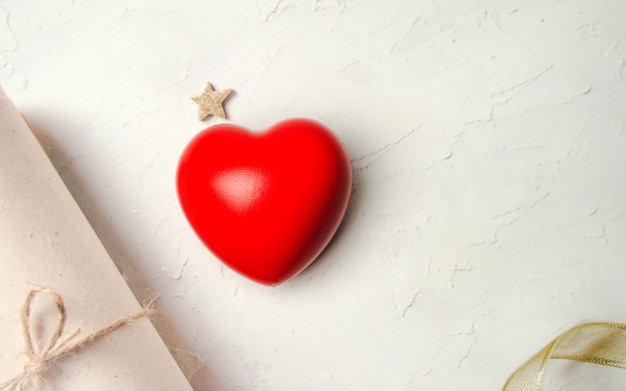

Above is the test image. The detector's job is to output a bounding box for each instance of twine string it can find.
[0,286,154,391]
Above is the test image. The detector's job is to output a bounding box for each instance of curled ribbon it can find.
[0,286,154,391]
[503,322,626,390]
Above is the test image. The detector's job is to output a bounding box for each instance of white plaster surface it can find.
[2,1,626,389]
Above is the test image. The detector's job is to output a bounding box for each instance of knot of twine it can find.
[0,286,155,391]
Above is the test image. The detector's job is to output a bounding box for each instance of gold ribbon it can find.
[0,286,154,391]
[503,322,626,390]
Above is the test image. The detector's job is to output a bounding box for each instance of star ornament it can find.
[191,83,233,120]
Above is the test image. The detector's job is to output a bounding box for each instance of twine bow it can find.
[0,286,154,391]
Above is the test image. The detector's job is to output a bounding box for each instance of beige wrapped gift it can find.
[0,87,194,390]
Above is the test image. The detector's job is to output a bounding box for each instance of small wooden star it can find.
[191,83,233,120]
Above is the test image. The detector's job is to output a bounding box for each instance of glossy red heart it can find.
[176,119,352,285]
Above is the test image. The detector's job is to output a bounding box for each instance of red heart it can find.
[176,119,352,285]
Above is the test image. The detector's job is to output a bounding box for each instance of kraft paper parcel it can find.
[0,87,194,390]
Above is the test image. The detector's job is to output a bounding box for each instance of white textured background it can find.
[2,1,626,390]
